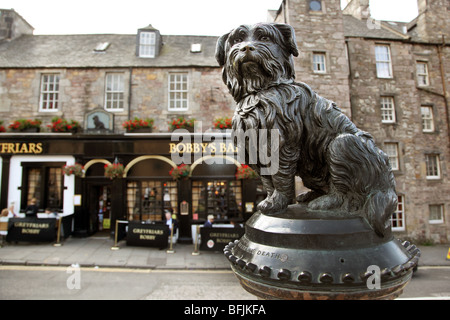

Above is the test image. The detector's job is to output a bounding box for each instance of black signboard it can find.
[127,221,169,248]
[200,227,244,251]
[6,218,56,242]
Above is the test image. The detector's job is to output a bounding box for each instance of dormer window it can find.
[136,24,162,58]
[139,32,156,57]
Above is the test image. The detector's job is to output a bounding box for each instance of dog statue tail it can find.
[365,186,398,237]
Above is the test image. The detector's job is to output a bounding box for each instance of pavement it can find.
[0,236,449,269]
[0,236,231,269]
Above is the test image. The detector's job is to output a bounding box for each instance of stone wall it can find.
[346,38,450,243]
[0,66,234,133]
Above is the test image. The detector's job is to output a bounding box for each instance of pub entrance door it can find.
[87,182,112,236]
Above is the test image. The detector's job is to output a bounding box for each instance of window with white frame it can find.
[375,45,393,78]
[384,143,399,171]
[391,195,405,231]
[105,73,124,111]
[39,74,60,112]
[313,52,326,73]
[139,32,156,58]
[416,61,429,86]
[421,106,434,132]
[425,154,440,179]
[429,204,444,224]
[380,96,396,123]
[168,73,188,111]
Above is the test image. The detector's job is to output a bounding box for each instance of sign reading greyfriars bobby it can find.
[126,221,169,248]
[217,23,420,300]
[6,218,56,242]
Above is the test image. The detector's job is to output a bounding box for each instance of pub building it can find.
[0,132,268,242]
[0,10,272,242]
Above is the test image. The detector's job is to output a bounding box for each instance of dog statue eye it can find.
[234,38,243,44]
[260,36,270,41]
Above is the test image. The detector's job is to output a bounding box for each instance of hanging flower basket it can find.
[235,165,259,179]
[104,163,125,180]
[122,117,154,133]
[169,164,191,180]
[168,117,195,132]
[62,163,84,177]
[48,117,80,133]
[213,117,232,130]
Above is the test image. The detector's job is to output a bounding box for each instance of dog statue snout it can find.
[240,43,255,52]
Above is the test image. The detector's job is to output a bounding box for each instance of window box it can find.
[8,119,42,132]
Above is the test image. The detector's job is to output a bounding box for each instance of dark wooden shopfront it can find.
[0,133,264,242]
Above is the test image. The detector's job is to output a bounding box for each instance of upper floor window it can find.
[105,73,124,111]
[380,96,396,123]
[313,52,326,73]
[39,74,60,112]
[375,45,393,78]
[425,154,440,179]
[139,32,156,58]
[384,143,399,171]
[168,73,188,111]
[421,106,434,132]
[309,0,322,11]
[416,61,429,86]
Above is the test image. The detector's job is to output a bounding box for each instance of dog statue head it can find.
[216,23,299,101]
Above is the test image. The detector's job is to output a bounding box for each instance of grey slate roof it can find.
[0,33,220,68]
[343,15,409,40]
[0,16,411,69]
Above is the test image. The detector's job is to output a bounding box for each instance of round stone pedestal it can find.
[224,204,420,300]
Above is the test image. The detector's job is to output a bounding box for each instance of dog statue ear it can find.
[215,32,230,66]
[272,23,299,57]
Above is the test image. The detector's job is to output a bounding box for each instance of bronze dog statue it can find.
[216,23,397,237]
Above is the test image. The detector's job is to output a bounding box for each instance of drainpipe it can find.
[128,67,133,120]
[437,36,450,144]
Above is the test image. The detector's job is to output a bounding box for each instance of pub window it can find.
[391,195,405,231]
[127,180,177,221]
[384,142,399,171]
[429,204,444,224]
[380,96,396,123]
[192,180,242,221]
[375,45,393,78]
[21,163,64,212]
[425,154,440,179]
[312,52,326,73]
[39,74,60,112]
[104,73,124,111]
[416,61,429,86]
[168,73,189,111]
[421,106,435,132]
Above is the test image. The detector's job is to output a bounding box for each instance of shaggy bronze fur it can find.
[216,23,397,237]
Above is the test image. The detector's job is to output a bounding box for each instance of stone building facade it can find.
[270,0,450,243]
[0,1,449,243]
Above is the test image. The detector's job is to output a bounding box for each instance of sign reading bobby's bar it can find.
[127,221,169,248]
[6,218,56,242]
[200,227,244,251]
